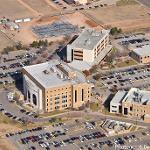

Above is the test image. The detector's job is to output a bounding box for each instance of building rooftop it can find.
[69,29,109,50]
[133,45,150,56]
[23,60,87,89]
[111,91,127,104]
[123,88,150,105]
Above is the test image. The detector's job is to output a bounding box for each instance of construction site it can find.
[32,21,80,38]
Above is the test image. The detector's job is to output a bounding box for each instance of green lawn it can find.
[39,110,66,118]
[90,103,99,112]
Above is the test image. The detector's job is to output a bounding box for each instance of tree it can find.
[16,42,23,50]
[3,46,15,54]
[110,27,122,35]
[30,41,39,48]
[93,74,101,80]
[83,70,91,76]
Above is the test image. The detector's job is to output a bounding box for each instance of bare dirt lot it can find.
[0,31,14,52]
[0,0,59,20]
[0,123,21,150]
[0,0,34,19]
[61,12,99,28]
[22,0,58,15]
[7,12,101,45]
[84,4,150,31]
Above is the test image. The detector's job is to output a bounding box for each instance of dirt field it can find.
[0,123,21,150]
[84,4,150,31]
[0,0,35,19]
[8,11,101,45]
[0,31,14,52]
[61,12,100,28]
[22,0,58,15]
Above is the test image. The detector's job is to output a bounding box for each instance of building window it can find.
[62,104,67,108]
[112,110,117,112]
[75,90,77,103]
[55,101,60,104]
[124,108,128,115]
[55,96,59,100]
[112,106,117,108]
[62,100,67,103]
[62,95,67,98]
[33,94,37,106]
[130,107,133,111]
[28,91,30,100]
[82,89,84,101]
[55,106,60,110]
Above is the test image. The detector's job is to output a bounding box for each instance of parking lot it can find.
[5,118,150,150]
[0,46,60,86]
[0,90,40,124]
[116,33,150,49]
[52,0,117,11]
[100,64,150,91]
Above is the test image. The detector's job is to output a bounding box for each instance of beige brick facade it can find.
[23,61,91,113]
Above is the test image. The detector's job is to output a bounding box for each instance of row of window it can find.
[46,87,71,93]
[46,104,68,111]
[46,99,68,105]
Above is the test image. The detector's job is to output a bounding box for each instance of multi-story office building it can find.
[130,45,150,64]
[110,88,150,122]
[67,29,111,64]
[22,60,91,113]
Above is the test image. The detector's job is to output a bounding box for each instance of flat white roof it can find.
[111,91,127,104]
[23,60,87,88]
[133,45,150,56]
[123,88,150,105]
[69,29,109,50]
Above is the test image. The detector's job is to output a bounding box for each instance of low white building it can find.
[110,91,127,114]
[74,0,87,5]
[5,22,19,30]
[67,29,111,65]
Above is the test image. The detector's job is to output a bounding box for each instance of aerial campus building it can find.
[63,0,87,5]
[110,88,150,123]
[67,29,112,64]
[22,60,92,113]
[130,45,150,64]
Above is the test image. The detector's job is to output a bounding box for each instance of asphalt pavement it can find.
[138,0,150,8]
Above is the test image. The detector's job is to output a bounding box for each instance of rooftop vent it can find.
[92,32,100,37]
[133,91,142,103]
[43,70,49,74]
[85,39,91,45]
[50,66,56,72]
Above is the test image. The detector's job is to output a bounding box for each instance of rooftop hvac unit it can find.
[57,73,63,79]
[43,70,49,74]
[50,66,56,72]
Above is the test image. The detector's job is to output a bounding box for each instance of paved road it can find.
[1,88,150,127]
[138,0,150,8]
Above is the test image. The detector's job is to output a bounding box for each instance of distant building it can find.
[110,91,127,114]
[5,22,19,30]
[22,60,92,113]
[110,88,150,122]
[67,29,111,64]
[130,45,150,64]
[74,0,87,5]
[63,0,75,4]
